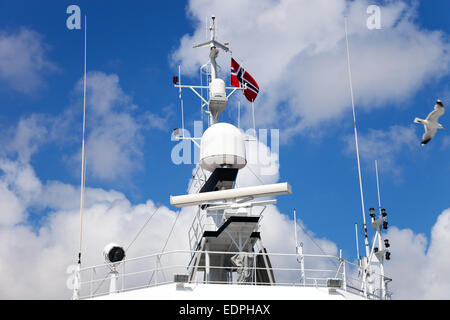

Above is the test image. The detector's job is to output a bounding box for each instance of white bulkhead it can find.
[199,122,246,172]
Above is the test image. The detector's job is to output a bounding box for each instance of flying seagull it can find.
[414,100,445,146]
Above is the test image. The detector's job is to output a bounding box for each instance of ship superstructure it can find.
[72,17,392,301]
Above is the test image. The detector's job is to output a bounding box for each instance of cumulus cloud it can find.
[0,156,191,299]
[0,115,342,299]
[0,28,57,93]
[68,72,143,181]
[70,71,173,182]
[0,114,51,163]
[1,122,450,298]
[172,0,450,140]
[385,209,450,299]
[344,125,418,175]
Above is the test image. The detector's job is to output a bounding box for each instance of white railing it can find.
[73,249,390,300]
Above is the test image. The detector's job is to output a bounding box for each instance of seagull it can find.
[414,100,445,146]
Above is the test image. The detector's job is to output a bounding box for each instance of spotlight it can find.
[381,208,387,217]
[385,251,391,260]
[384,239,390,248]
[369,208,375,218]
[103,243,126,264]
[383,221,388,230]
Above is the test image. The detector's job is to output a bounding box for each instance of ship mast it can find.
[171,16,292,287]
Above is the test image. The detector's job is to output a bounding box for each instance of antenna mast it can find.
[73,14,87,300]
[344,17,370,260]
[375,160,382,214]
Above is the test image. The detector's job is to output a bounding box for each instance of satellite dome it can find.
[199,122,246,172]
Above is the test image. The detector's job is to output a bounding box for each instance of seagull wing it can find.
[425,106,445,123]
[421,127,437,145]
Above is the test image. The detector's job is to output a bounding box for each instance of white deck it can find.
[92,282,365,300]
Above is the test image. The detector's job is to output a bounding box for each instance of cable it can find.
[147,204,184,285]
[125,164,192,253]
[245,164,338,266]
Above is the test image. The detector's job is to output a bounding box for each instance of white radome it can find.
[209,78,226,98]
[199,122,246,172]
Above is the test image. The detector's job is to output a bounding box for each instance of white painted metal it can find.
[93,283,366,300]
[170,183,292,208]
[74,249,385,300]
[199,122,246,172]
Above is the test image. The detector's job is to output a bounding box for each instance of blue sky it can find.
[0,0,450,299]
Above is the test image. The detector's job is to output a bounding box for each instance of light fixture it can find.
[103,243,126,264]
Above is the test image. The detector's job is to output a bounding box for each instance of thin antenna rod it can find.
[293,209,299,249]
[251,100,256,136]
[78,14,87,267]
[355,223,360,259]
[178,65,182,99]
[375,160,382,215]
[238,101,241,129]
[344,17,370,258]
[181,99,185,139]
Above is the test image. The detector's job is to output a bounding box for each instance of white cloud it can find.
[0,28,57,93]
[71,72,144,181]
[1,140,450,298]
[385,208,450,299]
[172,0,450,140]
[0,118,340,299]
[0,114,49,163]
[344,125,418,175]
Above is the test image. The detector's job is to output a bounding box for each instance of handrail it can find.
[73,249,390,300]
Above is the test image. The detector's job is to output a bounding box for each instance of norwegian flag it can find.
[231,57,259,102]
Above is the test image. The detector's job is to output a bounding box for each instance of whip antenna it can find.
[78,14,87,266]
[73,14,87,300]
[344,17,370,259]
[375,160,382,214]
